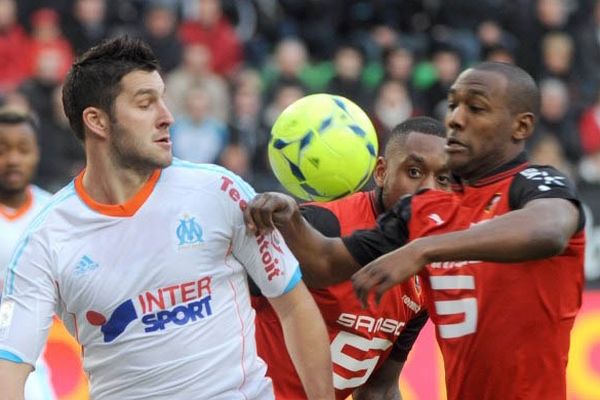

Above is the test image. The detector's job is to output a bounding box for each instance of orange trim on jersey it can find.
[0,187,33,221]
[74,169,161,217]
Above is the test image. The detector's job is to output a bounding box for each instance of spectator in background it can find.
[263,37,309,102]
[263,81,306,130]
[62,0,109,54]
[576,0,600,101]
[420,43,462,119]
[27,8,73,82]
[482,43,515,64]
[372,80,415,147]
[529,78,581,175]
[381,45,420,105]
[165,43,229,122]
[538,32,585,106]
[179,0,242,77]
[140,1,182,73]
[513,0,573,78]
[229,69,272,189]
[171,85,229,164]
[19,46,66,124]
[326,43,372,110]
[35,86,84,191]
[476,19,517,62]
[578,88,600,184]
[0,0,31,94]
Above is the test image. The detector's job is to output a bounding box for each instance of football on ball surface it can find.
[268,94,378,201]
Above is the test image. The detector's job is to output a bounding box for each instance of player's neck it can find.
[82,160,155,205]
[0,189,28,210]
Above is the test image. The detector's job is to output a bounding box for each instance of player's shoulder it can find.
[165,159,254,193]
[512,164,575,188]
[20,182,79,237]
[30,184,53,202]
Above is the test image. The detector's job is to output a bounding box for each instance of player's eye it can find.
[437,175,451,186]
[408,167,423,178]
[469,104,485,112]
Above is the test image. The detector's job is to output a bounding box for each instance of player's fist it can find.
[244,192,300,234]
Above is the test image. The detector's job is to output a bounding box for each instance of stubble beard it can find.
[109,121,172,175]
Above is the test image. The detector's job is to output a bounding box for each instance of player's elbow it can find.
[530,226,571,258]
[300,258,337,289]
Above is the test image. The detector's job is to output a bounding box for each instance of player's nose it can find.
[156,98,175,128]
[418,174,437,191]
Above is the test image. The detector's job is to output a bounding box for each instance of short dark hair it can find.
[384,116,446,158]
[0,108,38,132]
[62,36,160,141]
[470,62,540,116]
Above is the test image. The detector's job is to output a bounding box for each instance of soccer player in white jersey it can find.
[0,109,57,400]
[0,36,334,400]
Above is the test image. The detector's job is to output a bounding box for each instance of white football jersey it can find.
[0,160,301,399]
[0,185,52,291]
[0,185,56,400]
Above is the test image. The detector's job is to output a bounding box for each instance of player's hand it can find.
[244,192,300,235]
[351,242,426,308]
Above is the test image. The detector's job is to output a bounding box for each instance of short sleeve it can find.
[342,196,412,266]
[300,205,341,238]
[0,234,57,366]
[510,166,585,231]
[219,171,301,298]
[388,310,429,362]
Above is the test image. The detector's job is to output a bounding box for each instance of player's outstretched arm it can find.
[352,197,580,306]
[268,281,334,400]
[352,358,403,400]
[244,192,361,287]
[0,360,32,400]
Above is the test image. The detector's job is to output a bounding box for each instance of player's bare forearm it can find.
[352,198,580,306]
[352,358,404,400]
[245,193,360,287]
[269,282,334,400]
[0,359,32,400]
[413,198,579,264]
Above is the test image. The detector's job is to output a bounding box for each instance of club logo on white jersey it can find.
[176,215,204,248]
[428,213,444,225]
[73,255,100,276]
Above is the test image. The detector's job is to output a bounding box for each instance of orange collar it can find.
[0,187,33,221]
[74,169,161,217]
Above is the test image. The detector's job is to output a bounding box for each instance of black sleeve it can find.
[509,165,586,231]
[388,310,429,362]
[300,205,341,238]
[341,195,412,266]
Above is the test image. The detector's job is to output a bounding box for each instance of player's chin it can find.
[155,151,173,168]
[446,153,470,172]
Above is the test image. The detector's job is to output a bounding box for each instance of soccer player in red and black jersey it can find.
[252,117,450,399]
[245,62,585,400]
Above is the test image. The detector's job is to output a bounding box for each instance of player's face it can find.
[0,122,39,195]
[374,132,450,211]
[109,70,174,171]
[445,69,516,179]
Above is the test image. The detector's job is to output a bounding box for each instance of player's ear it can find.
[512,112,535,141]
[82,107,110,140]
[373,156,386,187]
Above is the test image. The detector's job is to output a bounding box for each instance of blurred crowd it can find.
[1,0,600,216]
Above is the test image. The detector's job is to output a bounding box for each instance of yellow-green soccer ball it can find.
[268,94,378,201]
